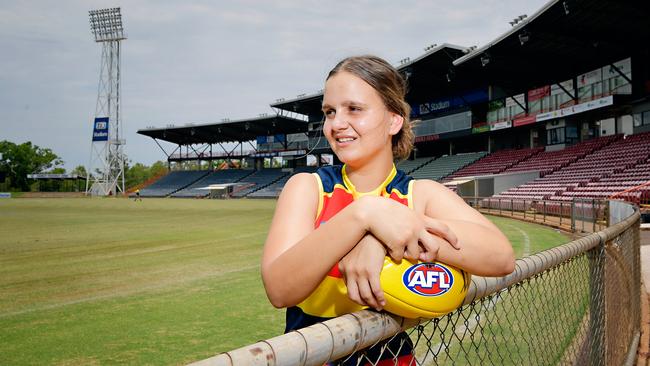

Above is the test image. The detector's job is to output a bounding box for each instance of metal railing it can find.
[610,181,650,208]
[190,200,640,366]
[467,197,609,234]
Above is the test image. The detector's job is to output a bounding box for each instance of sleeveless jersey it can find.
[285,164,415,366]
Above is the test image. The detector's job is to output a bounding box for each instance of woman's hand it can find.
[417,215,461,262]
[338,234,387,310]
[357,196,459,262]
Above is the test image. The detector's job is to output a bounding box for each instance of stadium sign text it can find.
[490,120,512,131]
[513,115,537,127]
[414,134,440,143]
[536,96,614,122]
[92,117,109,141]
[412,89,488,118]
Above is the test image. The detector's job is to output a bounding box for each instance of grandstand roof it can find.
[452,0,650,89]
[137,115,308,145]
[273,0,650,113]
[271,92,323,116]
[270,44,469,115]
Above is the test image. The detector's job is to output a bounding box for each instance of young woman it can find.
[262,55,515,365]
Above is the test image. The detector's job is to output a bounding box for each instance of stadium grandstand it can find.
[138,0,650,208]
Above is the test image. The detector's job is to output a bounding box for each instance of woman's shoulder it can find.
[277,173,321,214]
[411,178,461,213]
[284,172,319,192]
[412,178,448,194]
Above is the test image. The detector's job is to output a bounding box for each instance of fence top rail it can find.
[609,180,650,199]
[462,196,606,204]
[189,202,640,366]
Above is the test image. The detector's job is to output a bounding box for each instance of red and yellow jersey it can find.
[285,164,413,325]
[284,164,415,365]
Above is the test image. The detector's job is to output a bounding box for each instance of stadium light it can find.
[86,7,127,196]
[481,54,490,67]
[510,14,527,27]
[89,8,126,42]
[424,44,437,52]
[464,45,477,54]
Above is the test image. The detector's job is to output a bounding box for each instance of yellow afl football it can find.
[379,258,470,319]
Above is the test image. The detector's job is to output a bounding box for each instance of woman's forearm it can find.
[435,219,515,277]
[262,198,371,308]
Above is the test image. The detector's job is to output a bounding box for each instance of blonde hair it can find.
[327,55,414,161]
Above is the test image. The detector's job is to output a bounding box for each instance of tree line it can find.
[0,140,167,192]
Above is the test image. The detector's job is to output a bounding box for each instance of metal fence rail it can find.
[191,201,640,366]
[467,197,608,233]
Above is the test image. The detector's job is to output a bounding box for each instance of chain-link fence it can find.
[190,201,640,366]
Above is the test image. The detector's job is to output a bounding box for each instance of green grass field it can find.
[0,198,569,365]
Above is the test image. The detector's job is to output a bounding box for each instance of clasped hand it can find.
[339,197,460,310]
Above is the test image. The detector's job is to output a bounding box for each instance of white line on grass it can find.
[508,224,531,257]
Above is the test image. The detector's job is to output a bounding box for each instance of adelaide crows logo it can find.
[402,263,454,296]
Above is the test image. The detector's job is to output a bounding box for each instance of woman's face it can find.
[322,71,402,167]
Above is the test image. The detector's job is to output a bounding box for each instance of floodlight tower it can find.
[86,7,127,196]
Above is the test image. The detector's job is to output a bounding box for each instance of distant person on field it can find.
[261,55,515,365]
[134,189,141,201]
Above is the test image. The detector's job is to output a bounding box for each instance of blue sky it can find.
[0,0,548,169]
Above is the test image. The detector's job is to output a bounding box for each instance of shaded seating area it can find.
[408,152,487,181]
[555,132,650,203]
[247,166,319,198]
[171,169,255,198]
[486,132,650,210]
[444,147,542,180]
[231,169,290,198]
[139,170,209,197]
[396,157,435,174]
[505,135,619,176]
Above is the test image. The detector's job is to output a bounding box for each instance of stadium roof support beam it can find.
[608,62,632,85]
[508,95,528,114]
[187,143,210,159]
[216,142,242,158]
[152,138,177,162]
[556,81,576,102]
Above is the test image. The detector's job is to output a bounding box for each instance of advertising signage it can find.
[513,115,537,127]
[490,120,512,131]
[92,117,109,141]
[527,85,550,102]
[412,89,488,117]
[414,134,440,143]
[472,122,490,134]
[536,95,613,122]
[257,134,286,145]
